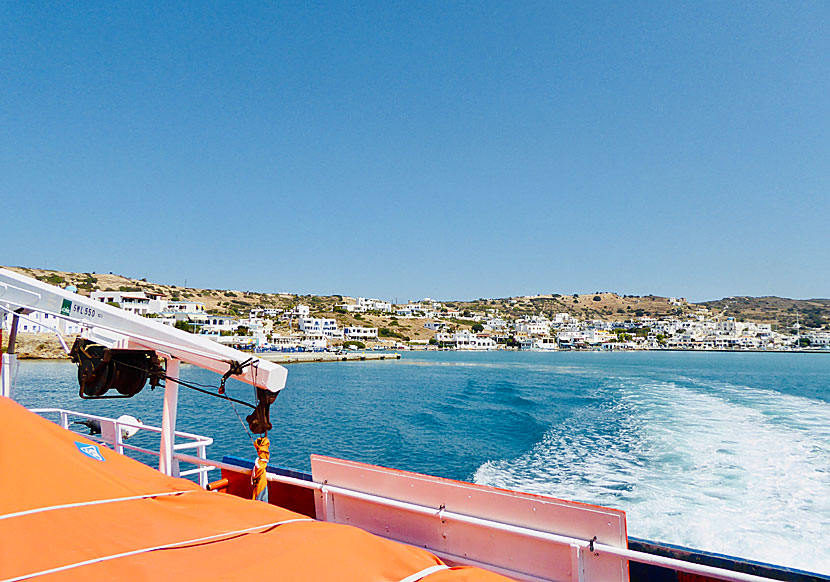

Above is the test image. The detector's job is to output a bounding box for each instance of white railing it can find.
[31,408,216,488]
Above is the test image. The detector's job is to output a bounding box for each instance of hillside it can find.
[449,293,694,322]
[4,266,829,332]
[4,266,296,316]
[699,296,830,330]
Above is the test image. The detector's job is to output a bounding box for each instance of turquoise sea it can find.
[11,351,830,574]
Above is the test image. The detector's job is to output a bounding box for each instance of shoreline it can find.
[8,348,828,362]
[3,333,827,361]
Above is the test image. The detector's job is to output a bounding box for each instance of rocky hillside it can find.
[699,296,830,330]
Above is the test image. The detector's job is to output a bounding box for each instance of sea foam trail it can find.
[473,376,830,575]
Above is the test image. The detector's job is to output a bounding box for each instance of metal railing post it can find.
[0,314,19,398]
[114,419,124,455]
[198,444,207,487]
[159,359,180,477]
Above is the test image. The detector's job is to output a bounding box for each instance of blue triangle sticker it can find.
[75,441,105,462]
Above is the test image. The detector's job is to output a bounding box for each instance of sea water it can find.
[11,351,830,574]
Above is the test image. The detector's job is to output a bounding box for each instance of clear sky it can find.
[2,2,828,302]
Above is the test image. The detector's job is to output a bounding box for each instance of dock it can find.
[256,351,402,364]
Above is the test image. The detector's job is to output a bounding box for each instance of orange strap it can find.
[251,436,270,502]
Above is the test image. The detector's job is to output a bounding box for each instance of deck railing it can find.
[31,408,216,487]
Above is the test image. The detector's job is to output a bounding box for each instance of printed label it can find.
[75,441,105,462]
[60,299,72,316]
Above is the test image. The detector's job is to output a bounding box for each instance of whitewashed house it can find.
[515,318,551,337]
[359,297,392,313]
[454,330,498,351]
[90,291,153,316]
[344,326,378,340]
[201,315,239,333]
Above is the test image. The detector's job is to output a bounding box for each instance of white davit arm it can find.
[0,268,287,393]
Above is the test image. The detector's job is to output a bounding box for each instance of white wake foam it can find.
[473,377,830,574]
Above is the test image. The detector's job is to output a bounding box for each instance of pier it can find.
[256,351,401,364]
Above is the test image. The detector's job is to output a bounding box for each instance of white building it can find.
[90,291,156,316]
[484,318,508,332]
[266,334,305,350]
[2,311,83,335]
[435,330,497,350]
[454,330,498,351]
[200,315,240,333]
[160,301,207,323]
[584,329,614,344]
[284,305,310,319]
[250,308,282,318]
[342,298,393,313]
[344,326,378,340]
[395,303,425,318]
[299,317,340,338]
[804,331,830,347]
[556,330,587,347]
[514,318,551,337]
[358,297,392,313]
[163,301,206,314]
[551,313,573,325]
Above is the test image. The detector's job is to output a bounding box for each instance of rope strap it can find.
[396,564,450,582]
[0,490,192,522]
[1,517,313,582]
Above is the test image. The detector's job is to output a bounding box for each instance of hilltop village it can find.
[3,267,829,357]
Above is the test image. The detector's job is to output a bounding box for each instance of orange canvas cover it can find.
[0,397,515,581]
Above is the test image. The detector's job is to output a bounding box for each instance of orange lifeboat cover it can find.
[0,397,513,581]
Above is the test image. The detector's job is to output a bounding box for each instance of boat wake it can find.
[473,376,830,575]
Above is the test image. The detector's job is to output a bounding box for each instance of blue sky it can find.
[2,2,828,302]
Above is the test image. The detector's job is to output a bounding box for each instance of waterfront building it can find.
[266,334,305,350]
[344,326,379,340]
[436,330,497,350]
[805,331,830,347]
[201,315,239,333]
[299,317,340,339]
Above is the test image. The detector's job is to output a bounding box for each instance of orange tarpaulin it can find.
[0,397,514,581]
